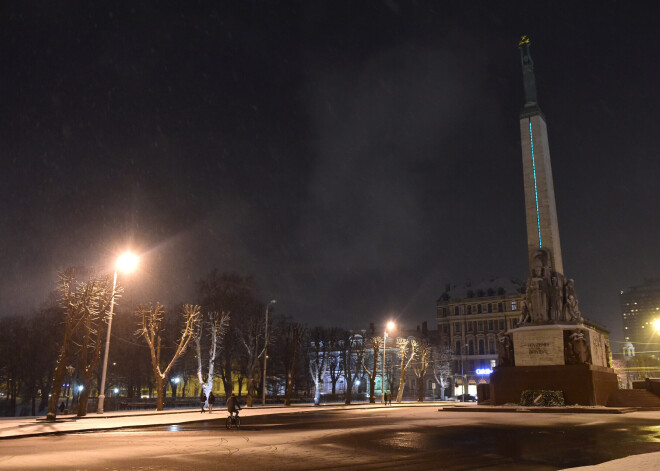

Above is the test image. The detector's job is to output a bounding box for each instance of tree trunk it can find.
[416,376,425,402]
[284,376,293,406]
[396,367,407,403]
[344,377,353,405]
[77,389,91,416]
[313,377,321,405]
[369,351,378,404]
[47,343,71,421]
[246,377,256,407]
[156,376,166,411]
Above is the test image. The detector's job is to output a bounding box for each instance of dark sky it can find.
[2,1,659,345]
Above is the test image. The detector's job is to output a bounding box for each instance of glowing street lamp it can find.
[97,252,138,414]
[382,321,395,404]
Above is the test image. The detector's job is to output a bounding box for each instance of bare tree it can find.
[235,304,267,407]
[361,336,382,404]
[309,327,329,405]
[326,328,343,399]
[339,330,363,405]
[47,268,115,421]
[75,274,115,416]
[195,311,230,407]
[281,321,306,406]
[432,345,453,400]
[412,339,432,402]
[197,270,261,397]
[395,338,417,403]
[136,303,200,410]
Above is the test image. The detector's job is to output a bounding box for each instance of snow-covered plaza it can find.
[0,404,659,470]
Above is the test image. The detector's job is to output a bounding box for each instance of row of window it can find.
[455,338,496,355]
[450,318,516,335]
[439,301,519,317]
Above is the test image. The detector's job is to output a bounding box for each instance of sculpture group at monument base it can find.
[489,363,619,406]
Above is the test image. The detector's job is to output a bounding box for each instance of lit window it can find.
[511,301,518,311]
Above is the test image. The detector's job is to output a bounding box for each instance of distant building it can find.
[620,280,660,356]
[436,278,525,397]
[313,322,439,402]
[615,281,660,387]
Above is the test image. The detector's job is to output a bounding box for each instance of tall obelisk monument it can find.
[518,36,564,275]
[488,38,618,407]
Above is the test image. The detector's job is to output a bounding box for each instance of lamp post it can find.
[381,321,395,404]
[262,299,276,406]
[97,252,138,414]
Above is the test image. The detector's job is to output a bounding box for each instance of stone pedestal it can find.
[490,364,618,405]
[490,324,618,405]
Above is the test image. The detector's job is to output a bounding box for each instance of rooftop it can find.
[437,277,525,303]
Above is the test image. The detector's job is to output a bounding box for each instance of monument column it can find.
[487,38,618,407]
[518,36,563,275]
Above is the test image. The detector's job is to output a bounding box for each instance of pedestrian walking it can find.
[208,392,215,413]
[387,393,392,406]
[384,392,388,405]
[200,390,207,413]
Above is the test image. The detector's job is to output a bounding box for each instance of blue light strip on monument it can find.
[529,119,542,247]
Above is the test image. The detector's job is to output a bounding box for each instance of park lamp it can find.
[654,319,660,333]
[97,251,139,414]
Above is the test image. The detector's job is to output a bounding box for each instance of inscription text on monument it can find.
[513,328,564,366]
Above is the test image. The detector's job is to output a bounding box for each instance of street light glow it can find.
[116,252,138,273]
[654,319,660,332]
[386,321,395,332]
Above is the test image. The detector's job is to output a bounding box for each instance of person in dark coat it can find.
[226,393,241,417]
[208,391,216,413]
[200,391,207,413]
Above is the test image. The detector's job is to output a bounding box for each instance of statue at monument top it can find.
[519,35,538,106]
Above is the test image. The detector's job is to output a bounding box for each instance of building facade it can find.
[436,278,525,397]
[313,323,440,402]
[620,280,660,355]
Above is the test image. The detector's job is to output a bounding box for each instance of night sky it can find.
[2,1,659,346]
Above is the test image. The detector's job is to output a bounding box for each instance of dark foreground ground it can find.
[1,406,659,470]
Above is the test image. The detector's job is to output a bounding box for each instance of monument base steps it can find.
[606,389,660,408]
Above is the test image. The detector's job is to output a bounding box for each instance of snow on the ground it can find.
[561,451,660,470]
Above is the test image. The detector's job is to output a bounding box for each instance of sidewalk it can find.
[0,401,454,440]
